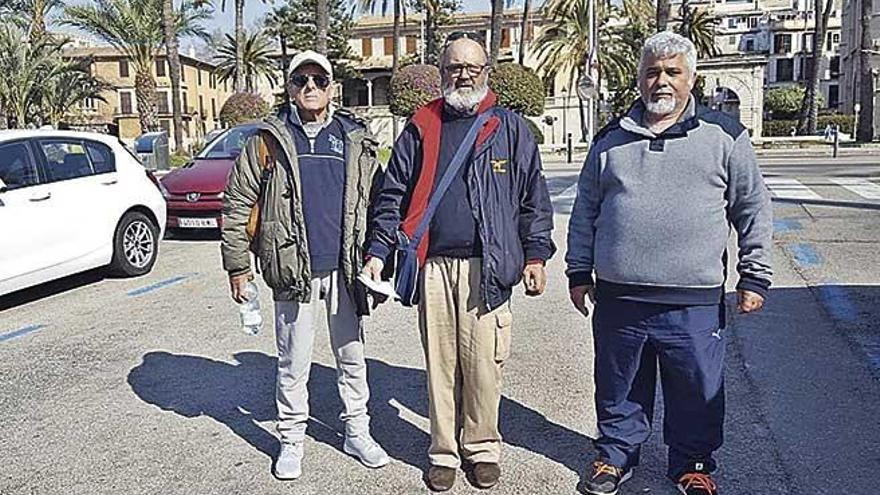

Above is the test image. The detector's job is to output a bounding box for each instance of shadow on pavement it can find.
[127,353,593,474]
[0,267,106,312]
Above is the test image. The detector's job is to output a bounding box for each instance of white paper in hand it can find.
[357,272,399,300]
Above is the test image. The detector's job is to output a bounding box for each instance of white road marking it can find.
[764,177,822,200]
[830,178,880,200]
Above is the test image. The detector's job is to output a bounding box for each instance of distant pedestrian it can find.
[566,31,773,495]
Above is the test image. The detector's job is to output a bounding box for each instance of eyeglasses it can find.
[291,73,331,89]
[443,63,487,78]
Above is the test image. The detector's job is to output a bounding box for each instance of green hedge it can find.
[389,64,441,117]
[219,92,271,126]
[488,63,545,117]
[763,114,856,137]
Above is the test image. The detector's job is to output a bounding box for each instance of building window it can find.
[501,28,511,48]
[383,36,394,55]
[728,18,736,28]
[406,36,417,54]
[156,59,166,77]
[157,90,170,114]
[119,91,133,114]
[543,76,555,97]
[798,57,814,81]
[159,120,171,133]
[802,33,814,52]
[119,59,129,78]
[830,55,840,77]
[828,85,839,108]
[181,66,185,82]
[211,98,217,119]
[362,38,373,57]
[182,92,188,113]
[745,39,754,51]
[80,97,97,111]
[747,16,758,28]
[198,69,202,85]
[776,58,794,82]
[729,35,736,45]
[199,95,205,116]
[774,34,792,54]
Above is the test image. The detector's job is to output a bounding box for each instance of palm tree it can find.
[64,0,209,134]
[518,0,531,65]
[41,59,113,126]
[265,6,294,101]
[22,0,63,42]
[220,0,270,92]
[213,30,279,92]
[657,0,670,32]
[796,0,834,135]
[674,1,718,58]
[316,0,329,54]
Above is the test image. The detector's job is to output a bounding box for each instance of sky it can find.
[206,0,508,32]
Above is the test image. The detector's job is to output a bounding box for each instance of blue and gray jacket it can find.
[368,93,556,310]
[565,97,773,305]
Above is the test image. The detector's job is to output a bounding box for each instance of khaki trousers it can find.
[419,257,513,468]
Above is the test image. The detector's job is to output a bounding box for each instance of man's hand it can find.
[737,289,765,314]
[522,264,547,296]
[569,285,596,317]
[229,271,254,304]
[361,257,385,283]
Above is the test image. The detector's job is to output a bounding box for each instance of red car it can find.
[159,124,258,232]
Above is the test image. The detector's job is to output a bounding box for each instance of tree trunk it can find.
[518,0,531,65]
[857,0,875,142]
[280,33,290,106]
[163,0,184,153]
[426,3,435,64]
[234,0,245,92]
[29,0,46,42]
[796,0,832,135]
[135,70,158,133]
[316,0,329,54]
[392,0,401,72]
[657,0,670,32]
[489,0,503,65]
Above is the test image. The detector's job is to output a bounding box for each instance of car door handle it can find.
[29,192,51,202]
[101,179,118,186]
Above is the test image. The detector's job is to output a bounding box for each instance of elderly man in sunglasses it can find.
[221,50,389,480]
[362,34,555,491]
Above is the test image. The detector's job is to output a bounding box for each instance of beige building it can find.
[682,0,843,112]
[63,46,234,150]
[340,9,584,148]
[840,0,880,138]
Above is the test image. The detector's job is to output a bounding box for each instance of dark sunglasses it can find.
[291,73,331,89]
[445,31,485,46]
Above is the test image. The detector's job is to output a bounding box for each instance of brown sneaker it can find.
[676,472,718,495]
[472,462,501,489]
[425,465,456,492]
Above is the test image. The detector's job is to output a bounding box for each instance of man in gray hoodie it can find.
[565,32,772,495]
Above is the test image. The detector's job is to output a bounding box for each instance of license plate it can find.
[178,217,218,228]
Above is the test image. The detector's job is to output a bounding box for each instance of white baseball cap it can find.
[288,50,333,80]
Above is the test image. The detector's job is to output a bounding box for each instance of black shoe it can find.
[676,472,718,495]
[471,462,500,489]
[584,460,632,495]
[425,465,456,492]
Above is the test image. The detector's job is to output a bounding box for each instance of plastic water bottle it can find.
[239,281,263,335]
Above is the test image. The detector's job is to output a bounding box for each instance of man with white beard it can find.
[566,32,772,495]
[362,33,555,492]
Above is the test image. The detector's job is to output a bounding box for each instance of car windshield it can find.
[197,126,257,159]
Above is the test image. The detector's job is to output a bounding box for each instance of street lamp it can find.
[561,87,568,145]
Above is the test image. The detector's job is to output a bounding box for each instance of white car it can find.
[0,130,167,297]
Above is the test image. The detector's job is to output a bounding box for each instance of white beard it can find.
[643,95,678,116]
[443,82,489,114]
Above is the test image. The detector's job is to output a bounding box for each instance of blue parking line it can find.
[817,284,859,324]
[773,219,802,234]
[789,243,822,267]
[0,324,46,343]
[127,273,198,297]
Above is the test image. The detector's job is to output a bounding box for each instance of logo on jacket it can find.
[491,159,507,174]
[328,134,344,155]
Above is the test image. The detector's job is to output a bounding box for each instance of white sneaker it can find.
[274,442,303,480]
[343,433,390,468]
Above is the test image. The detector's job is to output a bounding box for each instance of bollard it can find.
[567,132,573,164]
[833,124,839,158]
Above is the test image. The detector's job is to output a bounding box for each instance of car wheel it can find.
[110,211,159,277]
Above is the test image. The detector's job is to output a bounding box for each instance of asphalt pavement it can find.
[1,155,879,495]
